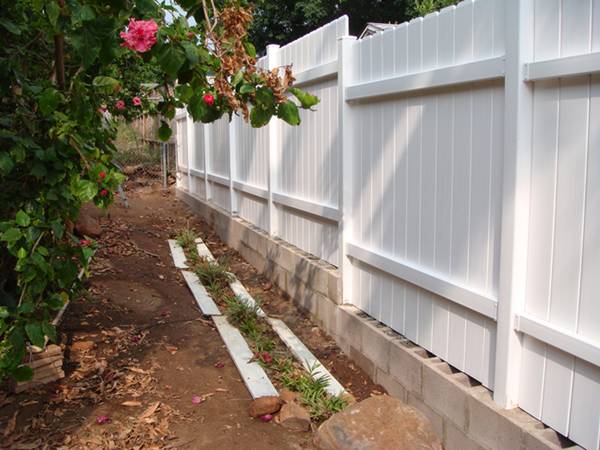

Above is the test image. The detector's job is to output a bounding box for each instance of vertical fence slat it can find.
[267,44,280,236]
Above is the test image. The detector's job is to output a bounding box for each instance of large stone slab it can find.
[315,395,442,450]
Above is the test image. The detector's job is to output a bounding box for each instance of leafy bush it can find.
[0,0,317,382]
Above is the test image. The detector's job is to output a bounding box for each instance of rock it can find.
[315,395,442,450]
[248,396,282,418]
[75,203,102,237]
[278,402,311,432]
[280,389,299,404]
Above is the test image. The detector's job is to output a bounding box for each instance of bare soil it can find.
[0,186,382,449]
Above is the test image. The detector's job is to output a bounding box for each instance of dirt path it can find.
[1,186,380,449]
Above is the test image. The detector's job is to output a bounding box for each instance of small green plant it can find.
[280,362,348,422]
[194,260,232,288]
[176,227,198,251]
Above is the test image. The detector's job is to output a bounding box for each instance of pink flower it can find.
[115,100,125,110]
[98,105,107,113]
[203,93,215,106]
[99,171,106,180]
[79,239,91,247]
[132,96,142,106]
[191,395,203,405]
[100,189,108,197]
[120,18,158,53]
[96,415,110,425]
[260,414,273,422]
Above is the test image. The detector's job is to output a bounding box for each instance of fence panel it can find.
[275,17,348,265]
[517,1,600,448]
[346,0,505,389]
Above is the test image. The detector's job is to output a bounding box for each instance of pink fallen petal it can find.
[214,362,224,369]
[96,415,110,425]
[191,395,203,405]
[260,414,273,422]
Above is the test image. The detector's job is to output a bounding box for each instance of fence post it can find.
[266,44,281,236]
[337,36,357,305]
[228,115,238,215]
[494,0,534,409]
[186,112,195,195]
[203,124,211,201]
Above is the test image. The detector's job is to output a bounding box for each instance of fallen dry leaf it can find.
[3,411,17,437]
[121,400,142,407]
[139,401,160,419]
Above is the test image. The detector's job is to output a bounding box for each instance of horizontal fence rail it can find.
[174,3,600,449]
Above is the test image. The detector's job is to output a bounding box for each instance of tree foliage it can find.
[247,0,461,51]
[0,0,317,383]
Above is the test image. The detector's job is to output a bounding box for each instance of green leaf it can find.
[231,71,243,87]
[239,84,254,95]
[244,41,256,58]
[74,179,98,203]
[74,4,95,23]
[175,84,194,103]
[181,41,199,65]
[250,106,272,128]
[46,2,60,27]
[1,228,21,243]
[0,153,14,176]
[158,122,172,141]
[25,323,45,348]
[13,365,33,382]
[15,210,30,227]
[0,306,8,319]
[288,87,320,109]
[157,45,186,79]
[17,248,27,259]
[42,321,57,343]
[92,76,121,94]
[38,88,62,116]
[0,18,21,35]
[255,87,274,108]
[277,100,301,126]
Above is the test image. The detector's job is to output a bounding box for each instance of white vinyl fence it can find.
[175,2,600,448]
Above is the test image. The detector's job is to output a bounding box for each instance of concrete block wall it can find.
[178,190,582,450]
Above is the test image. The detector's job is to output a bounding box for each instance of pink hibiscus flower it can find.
[115,100,125,110]
[132,96,142,106]
[120,18,158,53]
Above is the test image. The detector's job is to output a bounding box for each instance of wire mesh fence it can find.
[114,116,176,190]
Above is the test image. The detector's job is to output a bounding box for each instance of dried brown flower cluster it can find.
[207,4,296,119]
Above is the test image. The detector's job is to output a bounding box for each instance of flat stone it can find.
[75,203,102,237]
[278,402,312,431]
[248,396,282,418]
[315,395,442,450]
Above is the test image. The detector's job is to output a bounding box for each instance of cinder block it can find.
[253,230,268,257]
[361,319,392,373]
[316,295,338,337]
[336,306,364,351]
[238,245,267,274]
[375,369,408,402]
[388,340,424,396]
[522,426,583,450]
[467,386,530,450]
[349,346,375,379]
[407,392,444,440]
[444,421,485,450]
[265,238,280,262]
[327,270,342,304]
[422,361,469,431]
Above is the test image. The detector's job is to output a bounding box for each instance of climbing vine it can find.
[0,0,317,382]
